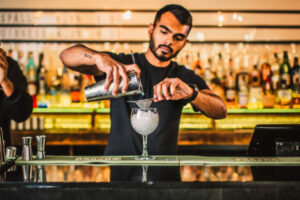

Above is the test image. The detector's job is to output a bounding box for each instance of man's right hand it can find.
[93,53,141,96]
[59,44,141,96]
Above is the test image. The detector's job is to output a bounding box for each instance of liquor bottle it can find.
[236,72,249,108]
[36,53,49,108]
[225,58,236,108]
[26,52,38,108]
[49,77,59,108]
[211,73,225,102]
[250,64,261,87]
[248,65,263,109]
[216,53,225,87]
[271,53,280,92]
[276,51,292,108]
[279,51,292,89]
[70,72,81,104]
[60,67,71,107]
[17,50,26,74]
[292,57,300,108]
[193,52,202,77]
[261,62,275,108]
[204,58,212,88]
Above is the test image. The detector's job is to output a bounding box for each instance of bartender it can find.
[59,4,227,156]
[0,47,33,146]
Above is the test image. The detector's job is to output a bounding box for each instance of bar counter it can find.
[1,155,300,200]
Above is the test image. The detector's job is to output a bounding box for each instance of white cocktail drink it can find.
[130,107,159,160]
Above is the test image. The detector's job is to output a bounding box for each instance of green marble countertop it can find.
[15,155,300,166]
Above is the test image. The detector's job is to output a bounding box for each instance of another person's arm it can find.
[0,48,33,122]
[59,44,140,95]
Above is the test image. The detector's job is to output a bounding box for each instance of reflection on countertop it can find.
[3,165,254,183]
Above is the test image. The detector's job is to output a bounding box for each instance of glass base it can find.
[135,155,155,160]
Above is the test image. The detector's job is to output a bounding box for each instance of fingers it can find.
[0,49,8,67]
[0,59,7,69]
[104,64,130,95]
[153,78,190,102]
[162,81,172,100]
[155,80,165,101]
[112,66,120,95]
[0,48,6,56]
[125,64,141,78]
[104,68,113,92]
[118,65,129,93]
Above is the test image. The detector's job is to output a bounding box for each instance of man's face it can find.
[149,11,190,62]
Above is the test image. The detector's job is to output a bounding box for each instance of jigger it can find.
[36,135,46,160]
[22,137,32,161]
[5,146,17,160]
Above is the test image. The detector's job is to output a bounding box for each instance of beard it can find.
[149,33,181,62]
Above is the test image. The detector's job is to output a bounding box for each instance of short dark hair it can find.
[153,4,193,35]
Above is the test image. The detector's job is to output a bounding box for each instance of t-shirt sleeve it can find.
[176,66,209,91]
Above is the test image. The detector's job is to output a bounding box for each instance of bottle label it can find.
[226,89,236,101]
[238,92,248,106]
[281,74,290,86]
[28,83,37,96]
[278,89,292,103]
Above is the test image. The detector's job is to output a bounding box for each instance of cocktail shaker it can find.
[84,72,143,102]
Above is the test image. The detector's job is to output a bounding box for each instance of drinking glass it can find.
[130,107,159,160]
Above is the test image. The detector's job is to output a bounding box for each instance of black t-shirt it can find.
[94,53,208,155]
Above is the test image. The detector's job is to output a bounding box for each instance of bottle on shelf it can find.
[36,53,49,108]
[280,51,292,88]
[261,62,275,108]
[70,72,82,104]
[59,67,71,107]
[193,52,203,77]
[225,58,236,108]
[236,72,249,109]
[211,73,225,102]
[292,56,300,108]
[26,52,38,108]
[203,58,212,88]
[271,53,280,92]
[216,53,225,88]
[248,64,263,109]
[276,51,292,108]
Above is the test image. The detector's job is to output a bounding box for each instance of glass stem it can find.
[142,135,148,157]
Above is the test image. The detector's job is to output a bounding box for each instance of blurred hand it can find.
[94,53,141,96]
[0,48,8,85]
[153,78,194,102]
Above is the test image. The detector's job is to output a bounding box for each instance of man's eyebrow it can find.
[160,25,172,33]
[159,25,187,38]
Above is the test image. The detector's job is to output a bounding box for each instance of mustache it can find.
[156,45,173,53]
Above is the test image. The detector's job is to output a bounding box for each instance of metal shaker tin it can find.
[84,72,143,102]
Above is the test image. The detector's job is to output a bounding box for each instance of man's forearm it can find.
[59,44,104,76]
[191,89,227,119]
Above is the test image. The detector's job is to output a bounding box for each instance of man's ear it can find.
[148,23,154,38]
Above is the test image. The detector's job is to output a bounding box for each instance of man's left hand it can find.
[0,48,8,85]
[153,78,194,102]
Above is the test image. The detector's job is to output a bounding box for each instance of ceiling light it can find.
[122,10,132,20]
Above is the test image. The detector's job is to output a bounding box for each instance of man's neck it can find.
[145,49,171,68]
